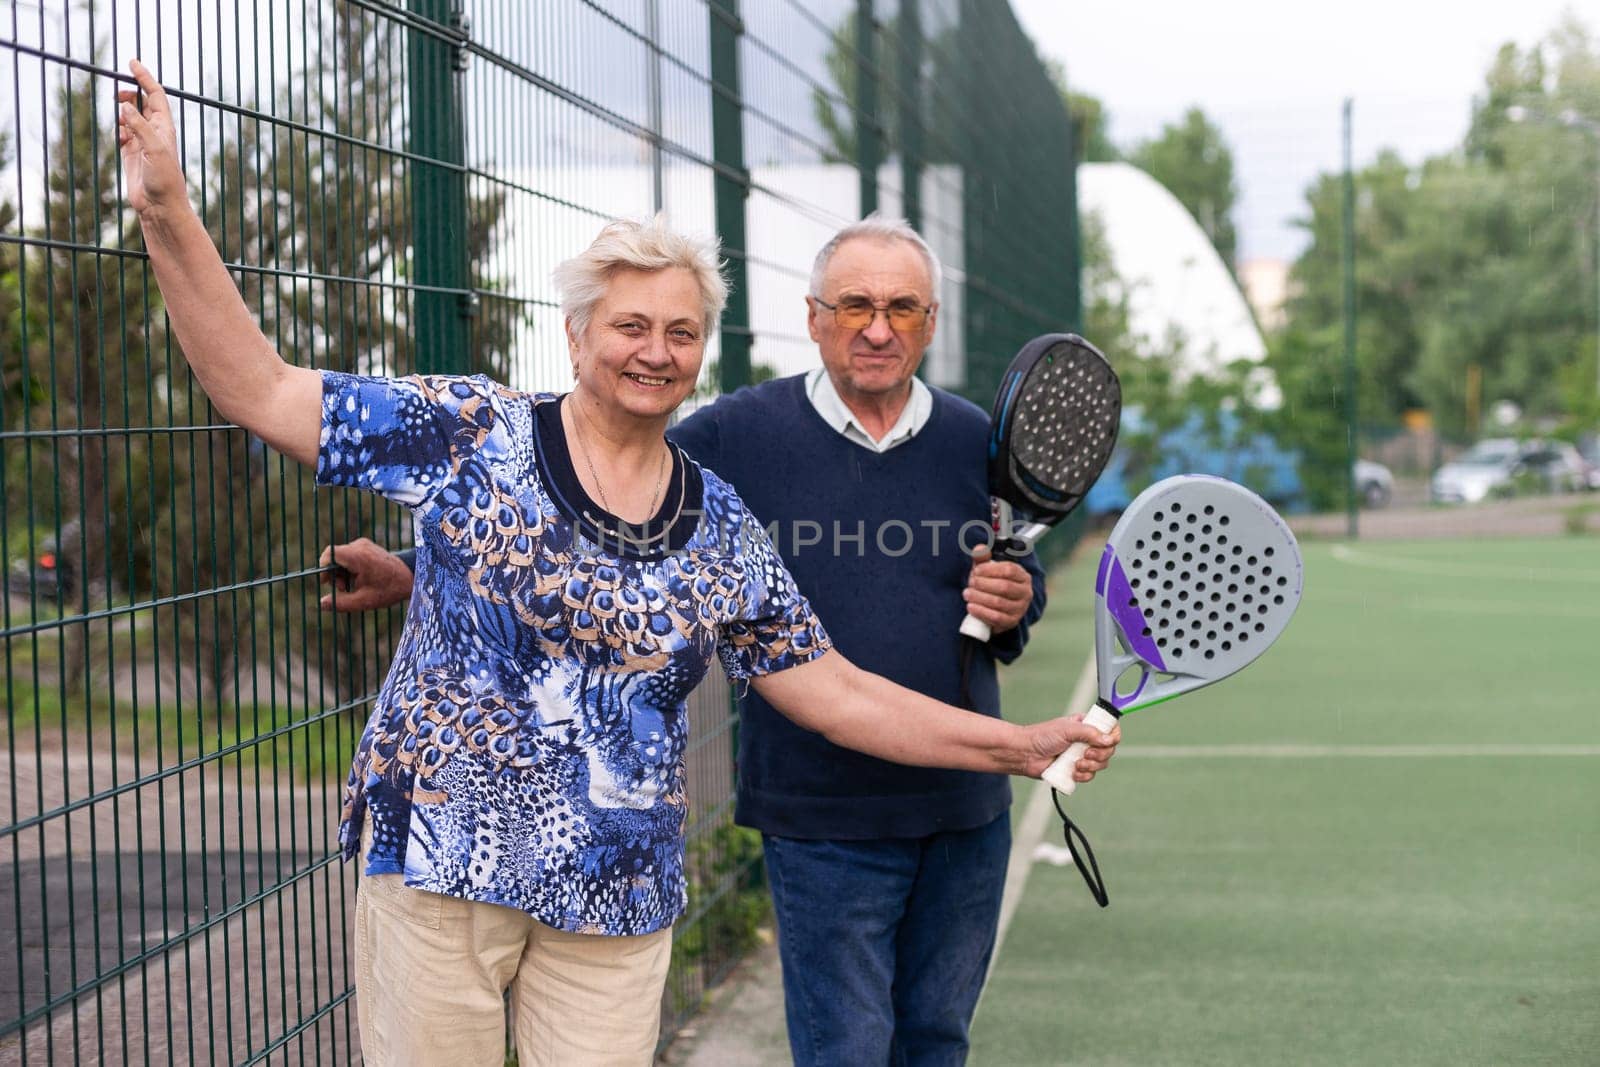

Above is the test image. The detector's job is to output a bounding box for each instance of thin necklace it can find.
[569,399,669,521]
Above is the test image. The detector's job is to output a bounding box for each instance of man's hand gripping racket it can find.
[959,334,1121,642]
[1045,475,1305,905]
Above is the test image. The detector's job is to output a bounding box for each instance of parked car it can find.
[6,527,75,603]
[1576,435,1600,490]
[1431,438,1592,503]
[1430,438,1523,503]
[1516,441,1589,494]
[1353,459,1394,508]
[1082,408,1307,518]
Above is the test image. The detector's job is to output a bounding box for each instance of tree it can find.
[1080,207,1267,488]
[1271,12,1599,514]
[1066,90,1120,163]
[150,3,524,707]
[1282,15,1598,443]
[812,13,876,164]
[0,133,18,385]
[1286,150,1431,427]
[1464,42,1547,165]
[0,53,161,698]
[1036,57,1113,163]
[1130,107,1239,272]
[694,358,775,399]
[1042,59,1119,163]
[2,6,523,709]
[0,130,24,456]
[810,9,963,166]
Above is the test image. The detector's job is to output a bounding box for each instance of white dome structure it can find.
[1078,162,1276,405]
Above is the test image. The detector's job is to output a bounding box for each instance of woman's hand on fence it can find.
[318,539,417,613]
[117,60,186,219]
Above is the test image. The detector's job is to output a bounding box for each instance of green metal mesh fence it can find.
[0,0,1077,1060]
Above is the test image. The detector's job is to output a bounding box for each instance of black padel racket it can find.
[1044,475,1306,905]
[959,333,1121,640]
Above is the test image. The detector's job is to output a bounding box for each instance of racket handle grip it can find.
[958,613,992,641]
[1041,704,1120,795]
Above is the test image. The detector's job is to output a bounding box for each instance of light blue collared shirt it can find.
[805,367,933,453]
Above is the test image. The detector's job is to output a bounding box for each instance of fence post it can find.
[709,0,751,392]
[898,0,923,230]
[646,0,666,213]
[1062,74,1082,331]
[407,0,472,375]
[1342,98,1359,540]
[856,0,880,216]
[956,0,989,405]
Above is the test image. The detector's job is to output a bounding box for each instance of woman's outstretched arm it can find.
[118,59,322,466]
[750,649,1119,781]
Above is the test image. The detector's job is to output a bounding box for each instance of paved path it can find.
[1290,491,1598,540]
[0,734,356,1065]
[0,679,737,1064]
[659,935,788,1066]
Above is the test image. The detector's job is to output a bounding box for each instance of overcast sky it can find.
[1012,0,1591,262]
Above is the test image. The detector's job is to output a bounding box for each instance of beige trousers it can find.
[354,851,672,1067]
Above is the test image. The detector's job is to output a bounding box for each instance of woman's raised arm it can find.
[118,59,322,466]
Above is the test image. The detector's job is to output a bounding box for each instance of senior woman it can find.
[117,61,1116,1066]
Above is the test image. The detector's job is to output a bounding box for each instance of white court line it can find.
[983,648,1600,1003]
[1117,743,1600,758]
[1329,543,1600,584]
[1315,586,1600,619]
[985,649,1097,995]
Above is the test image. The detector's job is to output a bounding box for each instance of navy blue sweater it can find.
[669,375,1046,839]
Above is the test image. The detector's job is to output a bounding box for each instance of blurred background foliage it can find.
[1055,12,1599,511]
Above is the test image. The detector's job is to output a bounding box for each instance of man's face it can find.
[807,237,938,405]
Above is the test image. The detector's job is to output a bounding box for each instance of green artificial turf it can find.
[977,537,1600,1065]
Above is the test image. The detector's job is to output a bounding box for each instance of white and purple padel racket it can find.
[1043,475,1305,904]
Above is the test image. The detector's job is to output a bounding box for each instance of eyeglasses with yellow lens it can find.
[813,295,934,332]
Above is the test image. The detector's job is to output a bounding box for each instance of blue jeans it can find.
[762,813,1011,1067]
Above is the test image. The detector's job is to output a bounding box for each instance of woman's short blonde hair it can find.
[553,215,728,339]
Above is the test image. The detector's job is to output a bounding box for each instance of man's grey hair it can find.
[553,214,728,339]
[808,213,944,301]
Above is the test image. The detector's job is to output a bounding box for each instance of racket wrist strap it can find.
[1052,789,1110,908]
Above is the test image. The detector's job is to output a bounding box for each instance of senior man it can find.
[323,215,1106,1065]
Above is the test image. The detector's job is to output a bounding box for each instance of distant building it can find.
[1077,162,1277,406]
[1237,257,1293,333]
[1077,163,1304,509]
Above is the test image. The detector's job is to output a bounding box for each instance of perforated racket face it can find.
[1093,476,1303,713]
[993,335,1121,519]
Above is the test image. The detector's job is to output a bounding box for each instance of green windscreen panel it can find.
[0,1,1078,1059]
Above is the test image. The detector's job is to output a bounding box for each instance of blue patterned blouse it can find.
[316,373,831,935]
